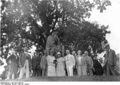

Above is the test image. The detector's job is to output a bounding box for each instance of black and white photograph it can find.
[0,0,120,84]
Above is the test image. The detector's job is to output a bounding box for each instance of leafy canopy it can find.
[1,0,111,58]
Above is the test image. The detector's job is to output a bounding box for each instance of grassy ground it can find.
[10,76,120,81]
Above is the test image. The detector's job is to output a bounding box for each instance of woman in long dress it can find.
[56,52,65,76]
[47,50,56,76]
[76,50,82,76]
[77,50,87,76]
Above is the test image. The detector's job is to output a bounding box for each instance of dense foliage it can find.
[1,0,111,58]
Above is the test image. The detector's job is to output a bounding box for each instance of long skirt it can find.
[77,65,87,76]
[56,64,65,76]
[47,66,56,76]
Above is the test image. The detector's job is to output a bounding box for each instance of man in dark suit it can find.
[32,52,41,77]
[103,43,118,76]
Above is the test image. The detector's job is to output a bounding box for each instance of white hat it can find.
[57,52,61,55]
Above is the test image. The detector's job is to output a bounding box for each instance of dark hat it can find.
[104,43,110,49]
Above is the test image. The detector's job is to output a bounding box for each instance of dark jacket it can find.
[104,49,117,66]
[19,52,31,67]
[103,49,118,75]
[93,59,103,75]
[7,54,18,76]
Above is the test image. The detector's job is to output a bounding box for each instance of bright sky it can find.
[88,0,120,54]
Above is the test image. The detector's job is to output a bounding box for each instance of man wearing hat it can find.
[103,43,118,76]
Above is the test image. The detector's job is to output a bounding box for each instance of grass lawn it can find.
[1,76,120,82]
[21,76,120,81]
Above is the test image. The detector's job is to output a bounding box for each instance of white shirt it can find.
[77,56,82,65]
[65,54,75,67]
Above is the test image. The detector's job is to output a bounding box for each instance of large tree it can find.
[1,0,111,58]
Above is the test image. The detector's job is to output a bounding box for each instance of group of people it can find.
[0,42,120,80]
[2,47,31,80]
[34,42,120,77]
[46,49,94,77]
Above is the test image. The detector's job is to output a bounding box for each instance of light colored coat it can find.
[47,55,56,76]
[77,55,87,76]
[40,55,47,69]
[56,57,65,76]
[65,54,75,76]
[65,54,75,67]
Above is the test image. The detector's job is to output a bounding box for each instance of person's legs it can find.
[66,66,70,76]
[89,69,93,76]
[42,69,46,77]
[32,69,35,76]
[34,68,37,77]
[109,65,117,75]
[25,60,29,78]
[69,66,73,76]
[119,60,120,74]
[73,67,77,76]
[13,66,18,79]
[44,68,47,76]
[11,73,15,80]
[6,71,11,80]
[39,67,42,76]
[18,67,25,79]
[82,66,87,76]
[103,64,107,76]
[41,69,43,76]
[6,65,12,80]
[71,67,73,76]
[106,64,110,76]
[77,66,82,76]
